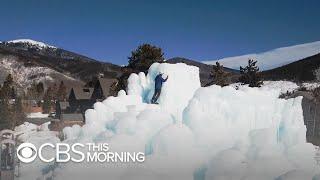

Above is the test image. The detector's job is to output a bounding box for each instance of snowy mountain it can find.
[203,41,320,71]
[262,53,320,81]
[6,39,57,50]
[0,39,122,89]
[0,55,79,88]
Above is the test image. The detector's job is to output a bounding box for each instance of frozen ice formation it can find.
[18,63,319,180]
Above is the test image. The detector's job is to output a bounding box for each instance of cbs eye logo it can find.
[17,143,37,163]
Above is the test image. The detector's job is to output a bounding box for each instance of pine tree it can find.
[36,82,44,97]
[27,82,37,100]
[211,62,229,86]
[1,74,14,99]
[115,44,165,93]
[239,59,263,87]
[51,83,58,100]
[10,87,16,99]
[128,44,165,73]
[42,87,53,113]
[0,99,10,130]
[11,97,25,129]
[27,82,45,101]
[57,81,67,101]
[0,74,25,130]
[5,74,13,85]
[0,75,12,130]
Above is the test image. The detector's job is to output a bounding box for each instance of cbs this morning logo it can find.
[17,142,145,163]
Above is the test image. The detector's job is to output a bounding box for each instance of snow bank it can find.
[302,82,320,90]
[14,122,60,180]
[230,81,300,94]
[14,122,58,147]
[19,63,319,180]
[27,112,49,118]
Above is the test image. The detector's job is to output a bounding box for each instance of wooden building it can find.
[68,87,94,113]
[52,78,118,131]
[91,78,118,101]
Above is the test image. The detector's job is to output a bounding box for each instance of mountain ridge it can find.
[1,38,320,91]
[203,41,320,71]
[0,39,123,90]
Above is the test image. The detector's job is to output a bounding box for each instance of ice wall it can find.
[127,63,201,122]
[183,85,318,180]
[19,63,319,180]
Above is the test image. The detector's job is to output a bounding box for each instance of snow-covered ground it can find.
[302,82,320,91]
[15,122,57,142]
[0,55,76,87]
[16,63,320,180]
[231,80,320,95]
[230,81,300,94]
[203,41,320,71]
[27,112,49,118]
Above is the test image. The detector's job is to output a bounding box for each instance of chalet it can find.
[51,78,118,131]
[68,87,94,113]
[51,87,93,131]
[56,78,118,117]
[91,78,118,101]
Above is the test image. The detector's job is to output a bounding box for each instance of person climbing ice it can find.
[151,72,168,104]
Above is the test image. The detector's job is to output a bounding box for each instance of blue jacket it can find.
[154,74,168,90]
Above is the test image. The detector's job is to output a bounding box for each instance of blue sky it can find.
[1,0,319,65]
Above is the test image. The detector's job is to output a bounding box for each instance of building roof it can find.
[69,87,94,100]
[97,78,118,97]
[61,113,84,122]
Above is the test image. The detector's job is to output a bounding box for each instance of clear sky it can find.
[1,0,319,65]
